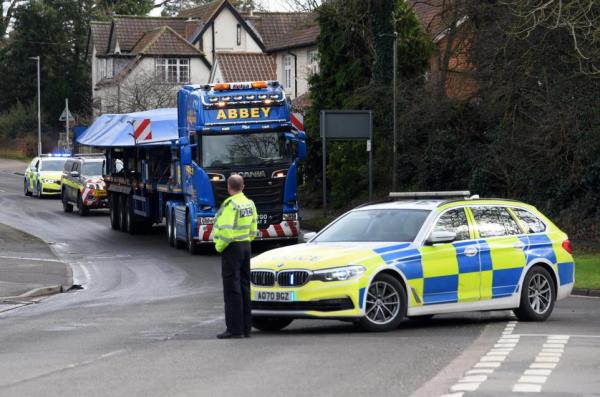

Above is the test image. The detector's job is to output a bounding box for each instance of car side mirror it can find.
[426,230,456,245]
[70,171,80,178]
[302,231,317,243]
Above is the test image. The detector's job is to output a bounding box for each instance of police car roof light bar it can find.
[389,191,472,200]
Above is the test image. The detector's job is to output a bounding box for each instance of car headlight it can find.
[42,178,54,183]
[312,265,366,282]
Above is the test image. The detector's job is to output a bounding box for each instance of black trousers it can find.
[221,241,252,335]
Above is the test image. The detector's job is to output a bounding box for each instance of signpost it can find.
[59,99,74,153]
[320,110,373,213]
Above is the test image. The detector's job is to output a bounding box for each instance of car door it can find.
[420,208,479,304]
[30,158,40,192]
[69,161,80,201]
[61,160,72,197]
[469,206,526,300]
[25,158,37,189]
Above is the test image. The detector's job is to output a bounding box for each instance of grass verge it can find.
[573,254,600,290]
[0,148,30,161]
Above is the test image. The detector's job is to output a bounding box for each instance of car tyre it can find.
[251,317,293,332]
[24,179,32,196]
[513,266,556,322]
[358,273,407,332]
[77,194,89,216]
[109,193,120,230]
[62,190,73,213]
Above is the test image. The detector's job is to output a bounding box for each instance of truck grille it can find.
[211,176,284,213]
[251,270,276,286]
[277,270,310,287]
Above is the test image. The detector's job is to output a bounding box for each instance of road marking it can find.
[0,255,62,263]
[512,335,569,393]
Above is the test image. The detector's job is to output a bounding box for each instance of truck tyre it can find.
[173,211,186,249]
[109,194,120,230]
[62,189,73,213]
[358,273,407,332]
[77,194,89,216]
[513,266,556,322]
[187,214,200,255]
[167,209,175,247]
[251,317,293,332]
[24,179,32,196]
[125,195,137,235]
[119,194,128,232]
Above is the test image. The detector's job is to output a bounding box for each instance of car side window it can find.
[471,206,521,238]
[512,208,546,233]
[432,208,470,241]
[29,158,38,169]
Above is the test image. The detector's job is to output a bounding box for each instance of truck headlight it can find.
[312,265,366,282]
[282,213,298,221]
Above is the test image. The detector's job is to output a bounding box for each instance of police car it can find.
[24,154,69,197]
[250,192,575,332]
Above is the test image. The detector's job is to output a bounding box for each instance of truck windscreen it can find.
[201,132,290,168]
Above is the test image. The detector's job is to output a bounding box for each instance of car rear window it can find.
[471,206,522,238]
[512,208,546,233]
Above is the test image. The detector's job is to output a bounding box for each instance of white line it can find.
[524,369,552,376]
[0,255,62,263]
[513,383,542,393]
[538,352,562,357]
[535,356,560,363]
[474,362,501,368]
[441,393,464,397]
[450,382,481,392]
[518,375,548,384]
[460,375,487,383]
[530,363,557,369]
[466,369,494,375]
[494,343,517,348]
[515,333,600,339]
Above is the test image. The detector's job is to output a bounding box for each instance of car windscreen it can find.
[82,162,104,176]
[39,159,67,171]
[201,132,291,168]
[313,209,431,243]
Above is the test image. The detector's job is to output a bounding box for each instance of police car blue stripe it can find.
[358,287,366,309]
[492,268,522,298]
[478,240,493,271]
[453,241,480,273]
[424,275,458,305]
[373,243,412,254]
[557,262,574,285]
[379,248,422,280]
[519,234,557,265]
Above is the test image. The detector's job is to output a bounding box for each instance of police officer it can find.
[214,174,257,339]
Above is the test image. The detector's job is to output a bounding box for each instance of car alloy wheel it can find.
[359,273,406,332]
[528,273,552,315]
[514,266,555,322]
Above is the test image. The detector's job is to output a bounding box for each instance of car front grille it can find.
[251,270,275,287]
[277,270,310,287]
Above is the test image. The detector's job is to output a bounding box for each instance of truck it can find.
[77,80,307,253]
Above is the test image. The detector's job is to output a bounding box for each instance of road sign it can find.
[59,107,74,122]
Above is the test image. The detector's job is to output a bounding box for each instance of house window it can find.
[106,58,113,79]
[97,58,106,81]
[155,58,190,83]
[237,24,242,46]
[283,55,293,90]
[308,50,319,76]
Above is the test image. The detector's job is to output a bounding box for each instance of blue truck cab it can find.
[77,80,306,254]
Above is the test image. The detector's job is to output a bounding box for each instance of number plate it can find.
[257,213,270,227]
[254,291,296,302]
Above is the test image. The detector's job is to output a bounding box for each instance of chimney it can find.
[185,18,199,42]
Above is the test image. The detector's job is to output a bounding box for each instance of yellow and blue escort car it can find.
[250,192,575,332]
[24,154,69,198]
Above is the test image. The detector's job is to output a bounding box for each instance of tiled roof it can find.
[109,16,188,53]
[266,22,319,52]
[89,21,111,55]
[131,26,203,56]
[216,52,276,82]
[245,12,314,49]
[409,0,447,39]
[179,0,224,22]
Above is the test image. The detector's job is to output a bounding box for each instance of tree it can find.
[162,0,212,16]
[0,0,23,43]
[105,72,177,113]
[95,0,155,17]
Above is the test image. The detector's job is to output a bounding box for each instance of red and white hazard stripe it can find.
[133,118,153,141]
[198,221,299,242]
[291,112,304,131]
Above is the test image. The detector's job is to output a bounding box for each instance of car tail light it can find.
[561,239,573,254]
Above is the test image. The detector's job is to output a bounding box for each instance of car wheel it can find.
[77,194,89,216]
[118,195,128,232]
[251,317,293,332]
[24,179,32,196]
[173,211,186,249]
[358,273,407,332]
[513,266,556,322]
[109,194,120,230]
[187,214,199,255]
[167,210,175,247]
[62,190,73,213]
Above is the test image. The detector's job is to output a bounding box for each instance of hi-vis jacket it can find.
[213,192,258,253]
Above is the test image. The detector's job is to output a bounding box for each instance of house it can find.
[87,16,211,116]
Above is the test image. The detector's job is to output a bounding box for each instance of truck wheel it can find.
[251,317,293,332]
[119,195,128,232]
[167,210,175,247]
[24,179,32,196]
[62,190,73,213]
[358,273,407,332]
[125,196,137,235]
[513,266,556,322]
[77,194,89,216]
[173,211,186,249]
[109,194,120,230]
[187,214,200,255]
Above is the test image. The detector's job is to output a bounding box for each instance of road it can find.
[0,161,599,397]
